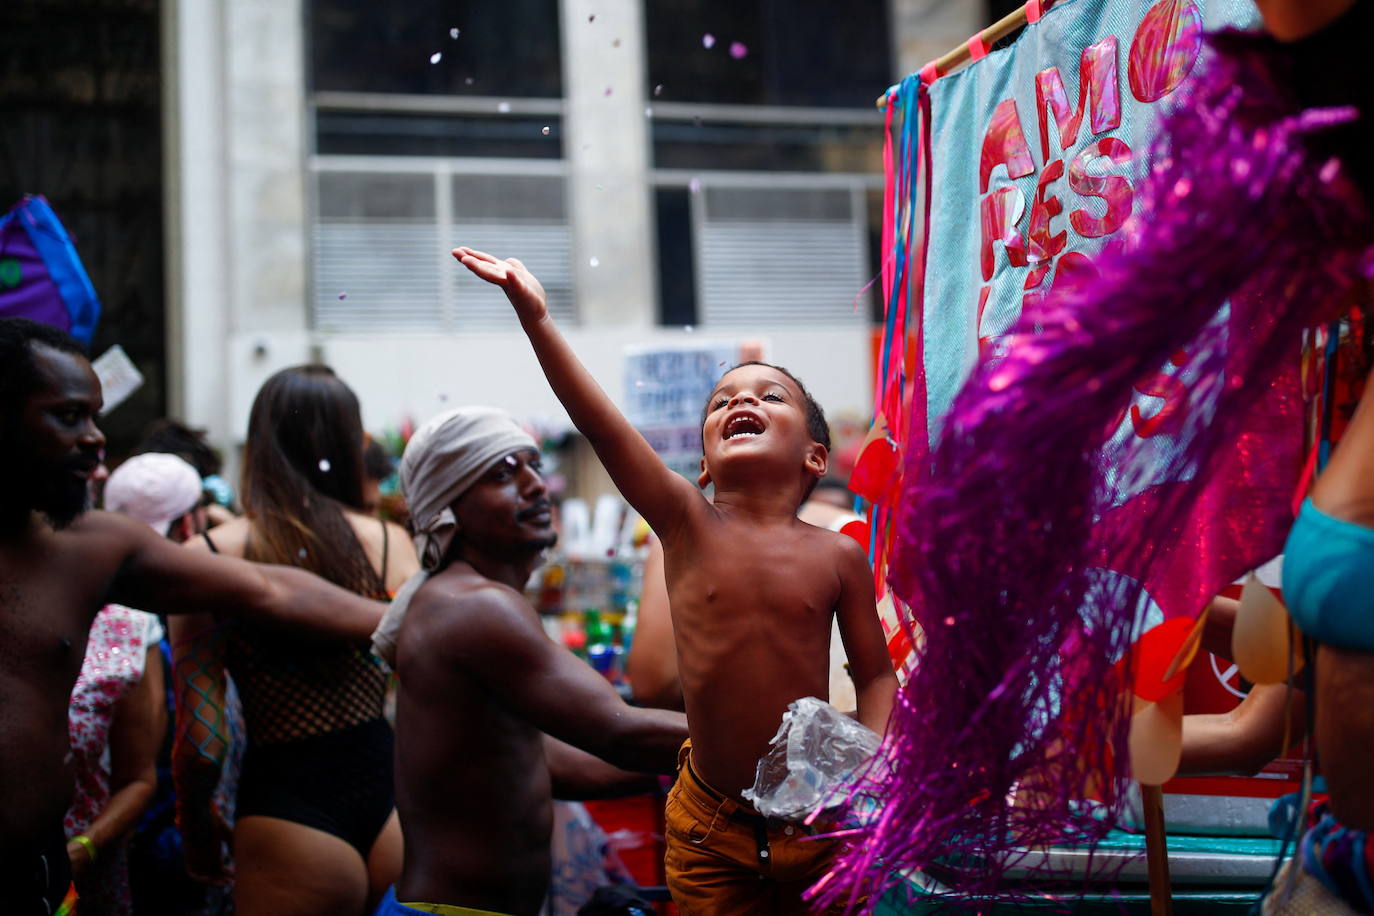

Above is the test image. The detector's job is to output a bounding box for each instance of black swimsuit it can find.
[203,524,394,858]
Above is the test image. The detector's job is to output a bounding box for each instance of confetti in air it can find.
[654,84,664,97]
[588,256,600,268]
[465,77,475,85]
[729,41,748,59]
[644,107,654,118]
[298,548,308,559]
[497,101,511,113]
[337,292,347,300]
[612,39,621,48]
[604,86,613,96]
[588,13,595,22]
[429,51,442,64]
[318,459,331,472]
[542,126,551,135]
[449,27,460,39]
[702,33,715,49]
[688,177,701,194]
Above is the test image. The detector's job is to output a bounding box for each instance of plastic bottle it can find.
[585,609,615,680]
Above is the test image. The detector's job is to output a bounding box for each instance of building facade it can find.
[157,1,987,468]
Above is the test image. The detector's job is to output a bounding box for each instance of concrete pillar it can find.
[559,0,656,328]
[222,0,312,338]
[161,0,231,444]
[163,0,312,475]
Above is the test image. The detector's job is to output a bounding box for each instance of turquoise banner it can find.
[920,0,1257,439]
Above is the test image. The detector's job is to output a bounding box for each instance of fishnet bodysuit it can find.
[224,625,388,744]
[209,524,391,745]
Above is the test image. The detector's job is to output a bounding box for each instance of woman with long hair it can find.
[170,365,417,915]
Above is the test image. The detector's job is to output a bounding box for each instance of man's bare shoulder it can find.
[398,565,550,682]
[60,509,154,558]
[408,567,535,640]
[0,512,144,621]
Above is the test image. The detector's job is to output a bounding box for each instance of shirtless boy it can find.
[0,318,385,915]
[456,248,898,914]
[370,406,687,916]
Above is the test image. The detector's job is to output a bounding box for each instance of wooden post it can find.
[1141,783,1173,916]
[875,0,1061,105]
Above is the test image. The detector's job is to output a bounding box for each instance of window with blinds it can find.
[447,174,573,330]
[696,186,868,327]
[314,172,443,331]
[312,168,573,333]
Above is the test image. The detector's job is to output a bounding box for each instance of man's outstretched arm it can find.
[455,247,700,537]
[414,581,687,774]
[544,736,663,800]
[103,513,383,641]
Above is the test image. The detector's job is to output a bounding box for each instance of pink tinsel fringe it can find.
[815,32,1372,913]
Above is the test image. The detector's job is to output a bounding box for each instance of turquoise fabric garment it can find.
[1282,498,1374,652]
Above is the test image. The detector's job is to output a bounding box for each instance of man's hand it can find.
[454,247,548,326]
[182,804,235,886]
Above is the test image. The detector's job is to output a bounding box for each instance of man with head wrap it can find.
[371,407,686,916]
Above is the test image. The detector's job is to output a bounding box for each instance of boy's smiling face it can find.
[699,364,826,493]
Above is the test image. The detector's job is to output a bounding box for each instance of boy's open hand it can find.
[454,246,548,325]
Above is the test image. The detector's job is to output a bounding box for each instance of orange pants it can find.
[664,742,840,915]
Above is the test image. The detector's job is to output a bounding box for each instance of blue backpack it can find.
[0,194,101,345]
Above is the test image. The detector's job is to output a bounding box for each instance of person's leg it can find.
[234,815,369,916]
[664,829,772,916]
[663,753,774,915]
[767,828,845,915]
[365,811,404,912]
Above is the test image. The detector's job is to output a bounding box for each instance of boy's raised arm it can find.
[456,247,700,534]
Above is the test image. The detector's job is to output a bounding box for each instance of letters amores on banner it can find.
[922,0,1257,438]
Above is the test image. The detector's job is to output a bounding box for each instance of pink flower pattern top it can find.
[64,605,164,836]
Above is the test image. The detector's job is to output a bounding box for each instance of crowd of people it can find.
[4,2,1373,915]
[3,260,875,914]
[1,227,897,914]
[0,314,693,916]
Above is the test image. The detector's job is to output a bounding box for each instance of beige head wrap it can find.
[370,406,537,666]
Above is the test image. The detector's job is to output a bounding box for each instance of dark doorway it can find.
[0,0,166,459]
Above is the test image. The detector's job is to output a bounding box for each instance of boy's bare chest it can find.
[667,535,839,630]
